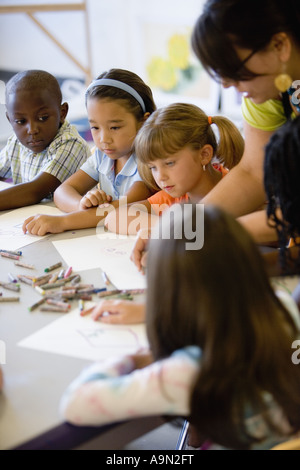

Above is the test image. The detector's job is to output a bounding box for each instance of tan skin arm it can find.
[22,179,153,235]
[53,169,96,212]
[238,209,278,244]
[0,171,61,211]
[104,199,159,236]
[202,121,274,217]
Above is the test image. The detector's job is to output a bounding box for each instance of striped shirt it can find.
[0,120,91,185]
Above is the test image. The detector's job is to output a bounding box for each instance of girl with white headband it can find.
[22,69,156,236]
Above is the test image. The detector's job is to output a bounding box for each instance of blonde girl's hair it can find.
[135,102,244,191]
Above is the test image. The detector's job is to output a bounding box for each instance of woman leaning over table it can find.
[191,0,300,244]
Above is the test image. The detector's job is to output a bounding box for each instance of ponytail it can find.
[210,116,244,169]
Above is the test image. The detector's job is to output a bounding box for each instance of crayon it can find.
[0,296,20,302]
[64,266,73,279]
[33,273,52,283]
[17,275,33,286]
[78,299,84,312]
[44,262,62,273]
[0,249,22,256]
[98,289,121,298]
[40,305,69,313]
[1,252,20,260]
[35,285,45,296]
[40,279,67,290]
[8,273,18,283]
[71,275,81,285]
[46,299,71,309]
[28,297,47,312]
[48,273,59,284]
[58,269,65,279]
[80,305,95,317]
[14,261,35,269]
[0,282,20,292]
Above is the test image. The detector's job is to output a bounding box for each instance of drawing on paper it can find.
[77,327,142,349]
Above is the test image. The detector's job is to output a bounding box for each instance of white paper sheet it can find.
[0,204,65,250]
[52,228,146,290]
[18,305,148,361]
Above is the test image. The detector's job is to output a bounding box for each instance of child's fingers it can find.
[130,236,149,272]
[91,299,124,321]
[22,216,34,233]
[81,190,111,208]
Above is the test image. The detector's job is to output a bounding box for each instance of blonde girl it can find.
[105,102,244,234]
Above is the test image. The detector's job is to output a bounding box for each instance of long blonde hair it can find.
[134,102,244,191]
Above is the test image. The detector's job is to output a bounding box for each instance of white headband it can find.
[85,78,146,113]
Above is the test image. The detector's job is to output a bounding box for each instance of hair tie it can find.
[85,78,146,113]
[208,116,213,125]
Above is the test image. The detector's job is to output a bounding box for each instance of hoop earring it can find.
[274,73,293,93]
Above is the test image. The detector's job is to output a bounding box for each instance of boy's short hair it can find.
[5,70,62,105]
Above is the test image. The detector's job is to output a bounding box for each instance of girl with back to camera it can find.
[22,69,156,236]
[104,102,244,235]
[60,204,300,449]
[191,0,300,244]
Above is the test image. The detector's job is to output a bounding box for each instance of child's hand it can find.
[79,188,112,210]
[130,228,151,273]
[22,214,66,236]
[89,299,145,324]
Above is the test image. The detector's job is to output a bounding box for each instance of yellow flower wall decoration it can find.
[146,32,200,93]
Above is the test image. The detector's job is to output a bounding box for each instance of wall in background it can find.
[0,0,242,144]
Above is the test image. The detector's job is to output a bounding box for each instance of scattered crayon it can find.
[80,305,95,317]
[8,273,18,283]
[40,305,70,313]
[0,282,20,292]
[64,266,73,279]
[46,299,71,309]
[28,297,47,312]
[1,252,20,260]
[35,285,45,296]
[0,296,20,302]
[14,261,35,269]
[17,275,33,286]
[44,262,62,273]
[0,249,22,256]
